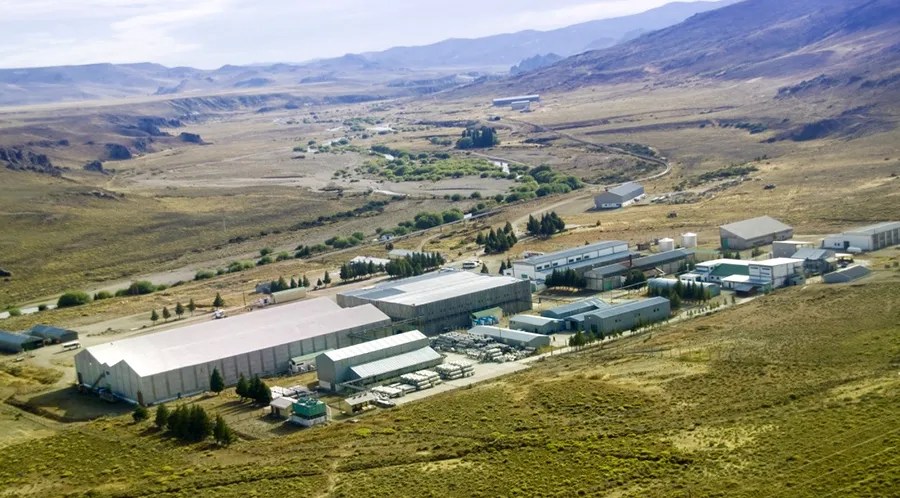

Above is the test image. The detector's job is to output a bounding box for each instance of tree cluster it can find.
[647,280,711,305]
[476,222,517,254]
[165,404,213,442]
[624,269,647,288]
[544,268,586,289]
[385,252,444,278]
[340,260,385,281]
[526,212,565,238]
[235,374,272,405]
[268,275,303,293]
[456,126,499,149]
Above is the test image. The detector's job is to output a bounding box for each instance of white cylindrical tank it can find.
[659,237,675,252]
[681,232,697,248]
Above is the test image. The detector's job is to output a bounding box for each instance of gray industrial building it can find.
[823,265,871,284]
[492,94,540,106]
[336,270,532,334]
[0,330,44,354]
[585,249,692,291]
[791,248,835,275]
[469,326,551,349]
[541,298,608,320]
[28,324,78,344]
[74,298,392,405]
[316,330,442,391]
[719,216,793,250]
[508,314,564,334]
[583,297,671,336]
[594,182,645,209]
[511,240,632,281]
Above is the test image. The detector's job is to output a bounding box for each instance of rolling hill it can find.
[501,0,900,89]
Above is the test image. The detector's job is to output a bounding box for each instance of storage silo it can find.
[681,232,697,248]
[659,237,675,252]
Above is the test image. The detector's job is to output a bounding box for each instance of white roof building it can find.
[75,297,391,405]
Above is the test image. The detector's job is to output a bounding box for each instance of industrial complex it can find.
[510,240,632,281]
[74,298,392,405]
[336,270,532,334]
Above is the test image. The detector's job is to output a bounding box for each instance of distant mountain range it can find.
[499,0,900,90]
[0,0,737,106]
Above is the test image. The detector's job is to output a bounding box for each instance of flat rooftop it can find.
[587,297,670,319]
[322,330,427,363]
[751,258,804,266]
[339,270,524,306]
[83,298,391,377]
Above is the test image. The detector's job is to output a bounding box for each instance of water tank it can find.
[659,237,675,252]
[681,232,697,248]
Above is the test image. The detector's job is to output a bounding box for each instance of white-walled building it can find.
[511,240,631,281]
[822,222,900,252]
[75,298,392,405]
[747,258,805,289]
[594,182,645,209]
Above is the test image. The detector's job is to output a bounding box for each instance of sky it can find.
[0,0,682,69]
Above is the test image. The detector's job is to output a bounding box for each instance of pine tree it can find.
[481,263,489,274]
[236,374,249,401]
[132,404,149,422]
[340,264,350,281]
[162,306,171,322]
[150,309,159,324]
[289,277,297,289]
[302,275,310,288]
[209,368,225,394]
[187,405,212,442]
[187,298,196,315]
[276,276,288,292]
[175,302,185,319]
[213,414,235,446]
[499,260,507,273]
[212,292,225,308]
[322,271,331,285]
[155,404,170,429]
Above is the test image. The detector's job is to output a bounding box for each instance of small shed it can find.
[270,396,295,418]
[0,330,44,354]
[469,325,551,348]
[508,314,563,334]
[290,398,328,427]
[28,324,78,344]
[342,392,376,413]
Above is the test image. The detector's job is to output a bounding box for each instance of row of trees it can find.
[477,222,518,254]
[544,268,586,289]
[526,212,566,238]
[340,260,384,282]
[385,252,445,278]
[150,299,198,324]
[268,274,311,293]
[647,280,712,303]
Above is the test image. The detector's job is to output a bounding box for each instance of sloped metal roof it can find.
[541,298,609,319]
[585,297,670,320]
[841,221,900,235]
[348,347,442,380]
[469,325,548,345]
[720,216,792,240]
[519,240,628,266]
[322,330,427,362]
[509,314,559,326]
[80,298,390,377]
[339,271,524,306]
[823,265,871,283]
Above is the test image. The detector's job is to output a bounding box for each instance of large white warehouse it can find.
[75,298,391,405]
[822,221,900,252]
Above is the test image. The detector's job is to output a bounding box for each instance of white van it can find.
[462,260,481,270]
[61,341,81,351]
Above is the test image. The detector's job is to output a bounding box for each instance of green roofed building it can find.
[290,398,327,427]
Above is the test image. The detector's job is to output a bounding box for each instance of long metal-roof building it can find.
[0,330,44,354]
[316,330,442,391]
[822,221,900,252]
[508,314,564,334]
[28,324,78,344]
[74,298,392,405]
[583,297,671,335]
[511,240,632,281]
[336,270,532,334]
[719,216,793,250]
[594,182,645,209]
[469,325,551,348]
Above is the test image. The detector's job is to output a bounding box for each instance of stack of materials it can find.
[371,385,405,399]
[435,361,475,380]
[399,370,442,391]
